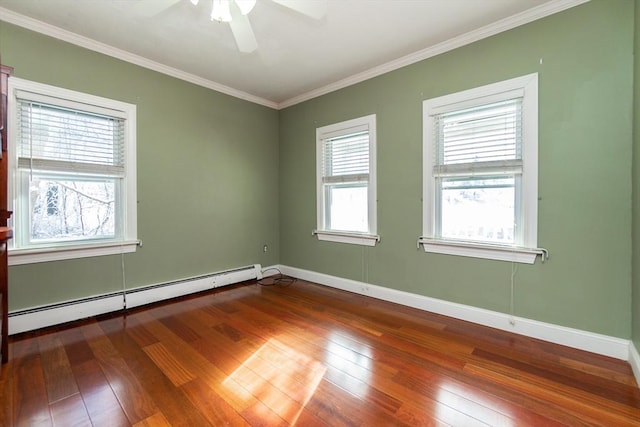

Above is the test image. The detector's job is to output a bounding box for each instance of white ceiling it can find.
[0,0,585,108]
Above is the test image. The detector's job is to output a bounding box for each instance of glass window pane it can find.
[28,176,116,243]
[440,176,515,244]
[326,184,368,233]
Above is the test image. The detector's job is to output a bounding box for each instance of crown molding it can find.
[0,1,589,110]
[277,0,590,109]
[0,7,279,109]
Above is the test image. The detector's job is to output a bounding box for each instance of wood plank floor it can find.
[1,278,639,426]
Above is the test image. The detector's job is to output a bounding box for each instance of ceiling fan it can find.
[135,0,327,54]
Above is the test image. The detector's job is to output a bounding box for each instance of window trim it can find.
[7,77,137,264]
[8,240,139,266]
[422,74,539,263]
[315,114,379,246]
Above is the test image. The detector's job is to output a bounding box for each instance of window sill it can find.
[9,240,139,266]
[418,237,547,264]
[314,230,380,247]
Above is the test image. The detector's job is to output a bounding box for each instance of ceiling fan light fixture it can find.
[235,0,256,15]
[211,0,232,22]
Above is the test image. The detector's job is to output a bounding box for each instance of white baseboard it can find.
[9,294,124,335]
[125,264,261,309]
[278,265,632,362]
[9,264,263,335]
[630,342,640,386]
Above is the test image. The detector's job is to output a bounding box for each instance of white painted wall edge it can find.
[8,264,274,335]
[277,265,632,363]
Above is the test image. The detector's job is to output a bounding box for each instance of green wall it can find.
[1,0,637,342]
[0,23,280,310]
[280,0,635,338]
[633,0,640,350]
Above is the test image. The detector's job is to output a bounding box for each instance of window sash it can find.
[7,77,138,262]
[323,182,369,233]
[15,99,125,177]
[319,125,372,233]
[433,159,522,177]
[322,130,370,179]
[316,115,377,240]
[430,97,523,245]
[435,174,522,245]
[16,171,123,248]
[434,98,522,167]
[422,73,538,258]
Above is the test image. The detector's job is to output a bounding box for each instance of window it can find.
[7,77,137,265]
[421,74,540,263]
[315,114,378,246]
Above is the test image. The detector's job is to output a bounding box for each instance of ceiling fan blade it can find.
[270,0,327,20]
[228,8,258,53]
[133,0,182,17]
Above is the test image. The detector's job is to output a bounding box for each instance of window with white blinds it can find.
[316,114,378,246]
[422,74,539,263]
[16,100,126,177]
[435,98,522,171]
[321,129,369,183]
[7,77,137,265]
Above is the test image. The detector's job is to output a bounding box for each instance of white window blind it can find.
[322,128,370,184]
[434,98,522,176]
[421,73,541,263]
[16,99,125,177]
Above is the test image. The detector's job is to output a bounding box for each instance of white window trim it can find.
[8,240,139,266]
[313,230,379,247]
[7,77,138,264]
[422,74,540,263]
[315,114,379,246]
[416,237,546,264]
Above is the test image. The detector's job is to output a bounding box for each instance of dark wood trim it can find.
[0,227,11,364]
[1,64,13,365]
[1,64,14,225]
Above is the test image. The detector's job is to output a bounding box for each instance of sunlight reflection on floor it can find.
[324,332,373,399]
[222,338,326,424]
[435,379,514,426]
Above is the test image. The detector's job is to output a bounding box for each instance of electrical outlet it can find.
[263,244,268,253]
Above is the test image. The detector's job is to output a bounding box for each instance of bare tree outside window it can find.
[17,99,122,244]
[30,178,115,242]
[9,77,137,262]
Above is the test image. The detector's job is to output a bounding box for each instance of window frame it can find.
[315,114,379,246]
[7,77,138,265]
[422,74,539,263]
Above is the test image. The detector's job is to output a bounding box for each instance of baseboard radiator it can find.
[8,264,263,335]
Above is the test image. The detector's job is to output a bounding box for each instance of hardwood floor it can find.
[1,278,639,426]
